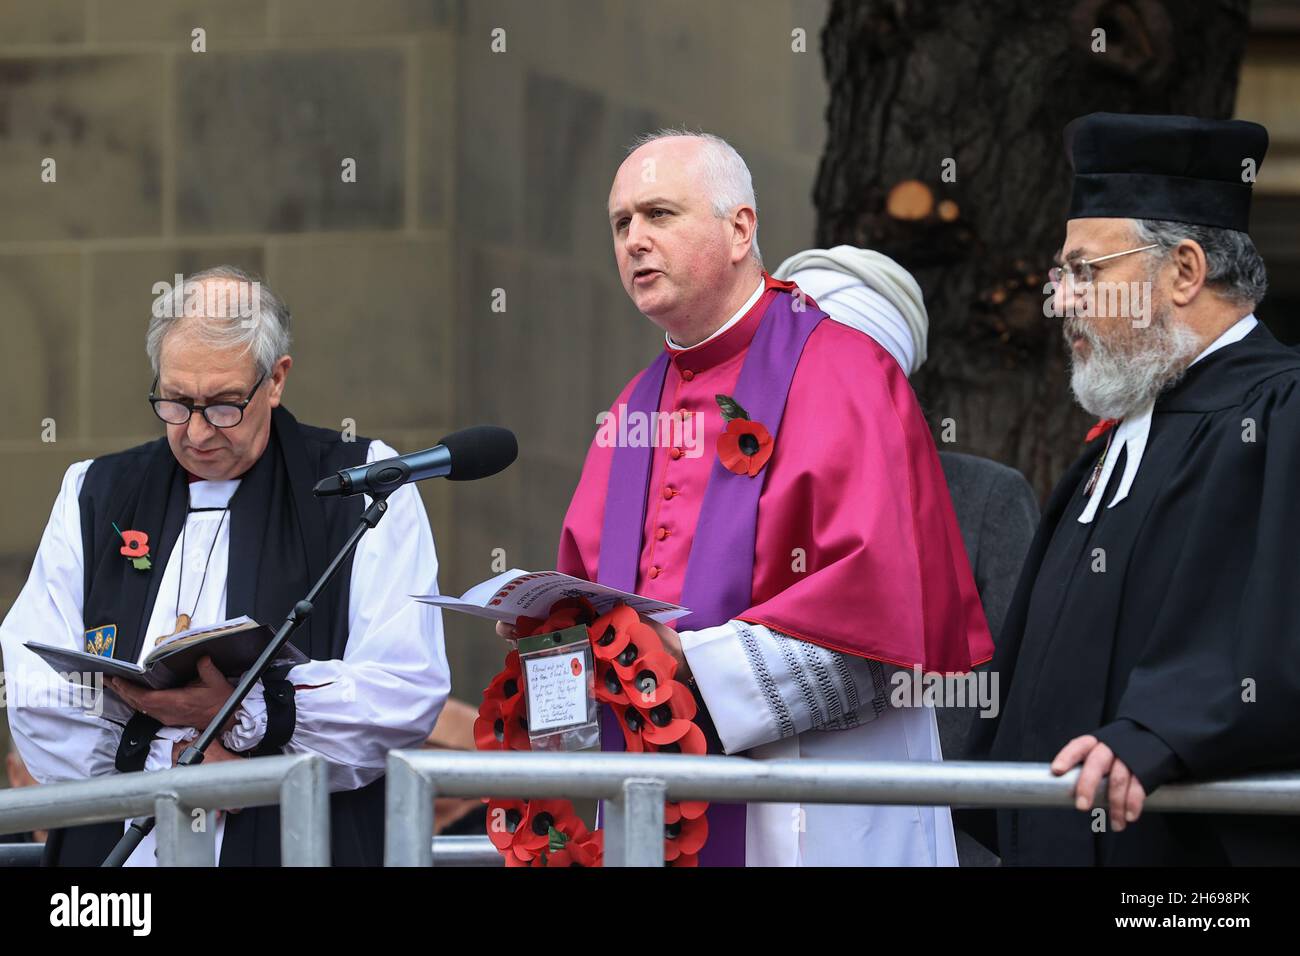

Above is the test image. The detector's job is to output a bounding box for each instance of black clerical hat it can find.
[1064,112,1268,232]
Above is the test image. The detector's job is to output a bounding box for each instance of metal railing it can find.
[6,750,1300,867]
[0,835,505,867]
[0,753,329,866]
[385,750,1300,866]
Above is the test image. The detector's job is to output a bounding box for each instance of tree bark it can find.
[814,0,1252,497]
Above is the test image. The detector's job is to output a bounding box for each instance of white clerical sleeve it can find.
[680,620,890,754]
[223,439,450,791]
[0,461,176,784]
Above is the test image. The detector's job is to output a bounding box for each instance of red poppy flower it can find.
[118,529,150,558]
[476,655,530,752]
[665,799,709,823]
[668,851,699,867]
[589,604,637,662]
[624,650,678,708]
[717,418,773,476]
[483,651,522,698]
[594,660,630,706]
[512,799,578,854]
[485,798,530,851]
[528,809,594,866]
[473,694,529,751]
[524,806,590,867]
[569,828,603,867]
[645,722,707,756]
[638,687,698,746]
[612,704,647,753]
[612,621,659,682]
[664,812,708,859]
[472,707,504,751]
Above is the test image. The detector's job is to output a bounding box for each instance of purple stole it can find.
[597,289,825,865]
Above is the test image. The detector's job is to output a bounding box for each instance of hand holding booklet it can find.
[413,569,690,624]
[24,616,308,690]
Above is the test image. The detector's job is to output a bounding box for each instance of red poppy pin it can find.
[715,394,773,476]
[1085,418,1119,443]
[112,522,152,571]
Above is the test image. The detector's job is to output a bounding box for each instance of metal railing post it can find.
[604,777,666,867]
[154,796,215,867]
[385,752,434,867]
[280,755,330,866]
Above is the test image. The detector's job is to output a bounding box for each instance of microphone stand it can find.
[102,490,393,867]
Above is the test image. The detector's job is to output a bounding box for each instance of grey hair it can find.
[1132,219,1268,308]
[147,265,292,378]
[626,127,762,265]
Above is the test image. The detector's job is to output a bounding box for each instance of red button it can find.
[681,369,695,381]
[655,527,669,540]
[670,448,683,460]
[662,486,676,500]
[649,566,661,579]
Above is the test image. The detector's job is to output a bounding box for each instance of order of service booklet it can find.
[413,569,690,624]
[25,615,308,690]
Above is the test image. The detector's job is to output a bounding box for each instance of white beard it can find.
[1065,305,1203,420]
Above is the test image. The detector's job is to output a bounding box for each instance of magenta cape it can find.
[558,276,992,674]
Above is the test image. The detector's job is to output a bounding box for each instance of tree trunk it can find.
[813,0,1252,498]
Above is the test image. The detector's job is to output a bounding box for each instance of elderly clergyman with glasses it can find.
[965,113,1300,866]
[0,266,450,866]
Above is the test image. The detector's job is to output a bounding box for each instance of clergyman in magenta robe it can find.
[556,130,992,866]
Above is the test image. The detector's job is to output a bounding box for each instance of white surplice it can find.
[681,621,957,866]
[0,439,450,866]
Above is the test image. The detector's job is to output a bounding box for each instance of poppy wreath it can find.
[475,596,710,866]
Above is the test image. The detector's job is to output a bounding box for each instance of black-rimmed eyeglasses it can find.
[149,374,266,428]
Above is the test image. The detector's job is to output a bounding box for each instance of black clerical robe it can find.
[968,321,1300,865]
[46,406,382,866]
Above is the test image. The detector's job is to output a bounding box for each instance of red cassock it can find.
[558,274,992,673]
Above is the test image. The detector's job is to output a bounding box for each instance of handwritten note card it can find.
[524,653,589,732]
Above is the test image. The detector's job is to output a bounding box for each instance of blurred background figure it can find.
[424,697,489,836]
[2,749,46,845]
[776,246,1040,866]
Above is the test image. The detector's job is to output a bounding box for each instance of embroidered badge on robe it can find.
[84,624,117,657]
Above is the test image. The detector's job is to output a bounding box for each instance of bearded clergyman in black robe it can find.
[966,113,1300,865]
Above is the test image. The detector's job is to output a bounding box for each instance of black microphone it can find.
[313,426,518,497]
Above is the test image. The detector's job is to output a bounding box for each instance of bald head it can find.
[607,131,762,347]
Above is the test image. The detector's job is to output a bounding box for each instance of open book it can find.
[414,569,690,624]
[25,616,308,690]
